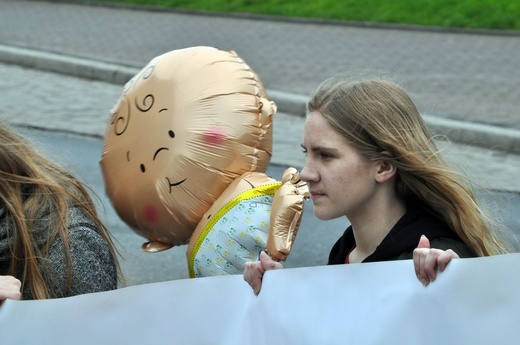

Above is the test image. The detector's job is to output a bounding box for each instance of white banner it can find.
[1,253,519,345]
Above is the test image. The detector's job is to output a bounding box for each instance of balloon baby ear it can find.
[100,46,276,252]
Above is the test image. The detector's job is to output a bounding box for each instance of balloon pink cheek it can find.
[143,204,159,224]
[203,128,226,147]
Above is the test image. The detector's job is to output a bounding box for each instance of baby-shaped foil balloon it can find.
[101,46,308,277]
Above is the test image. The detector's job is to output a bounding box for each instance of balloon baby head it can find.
[101,47,276,251]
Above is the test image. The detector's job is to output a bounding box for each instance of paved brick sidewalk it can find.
[0,0,519,132]
[0,0,519,192]
[1,62,519,192]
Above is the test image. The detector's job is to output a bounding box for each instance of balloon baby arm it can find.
[266,168,310,261]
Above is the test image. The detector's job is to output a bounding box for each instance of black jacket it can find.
[328,207,476,265]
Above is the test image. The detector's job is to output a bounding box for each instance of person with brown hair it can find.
[0,123,120,300]
[244,76,512,295]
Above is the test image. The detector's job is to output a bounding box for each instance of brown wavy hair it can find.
[307,76,512,256]
[0,123,120,299]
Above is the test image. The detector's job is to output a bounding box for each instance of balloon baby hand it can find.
[243,251,283,295]
[413,235,459,286]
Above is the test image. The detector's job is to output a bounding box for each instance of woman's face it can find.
[300,111,381,221]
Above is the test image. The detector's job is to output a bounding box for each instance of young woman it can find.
[0,123,120,300]
[244,77,511,295]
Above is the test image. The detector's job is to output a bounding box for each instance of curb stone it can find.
[1,44,519,155]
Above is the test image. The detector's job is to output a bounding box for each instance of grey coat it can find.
[0,205,117,299]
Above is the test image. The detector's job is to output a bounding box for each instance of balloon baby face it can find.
[101,47,276,249]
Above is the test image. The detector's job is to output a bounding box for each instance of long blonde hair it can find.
[307,76,511,256]
[0,123,120,299]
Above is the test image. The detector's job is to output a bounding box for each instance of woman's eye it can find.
[320,152,331,159]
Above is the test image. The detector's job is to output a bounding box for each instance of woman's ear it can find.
[375,160,397,183]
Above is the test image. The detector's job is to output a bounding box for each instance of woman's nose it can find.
[300,162,317,182]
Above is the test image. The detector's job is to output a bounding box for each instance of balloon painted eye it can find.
[140,164,146,173]
[169,130,175,138]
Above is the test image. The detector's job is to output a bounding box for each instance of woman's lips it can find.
[310,191,324,201]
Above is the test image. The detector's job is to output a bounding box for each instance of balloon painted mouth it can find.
[166,177,187,193]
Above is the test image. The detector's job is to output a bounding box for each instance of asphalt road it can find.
[21,127,520,287]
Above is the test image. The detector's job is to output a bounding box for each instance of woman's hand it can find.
[413,235,459,286]
[243,251,283,295]
[0,275,22,301]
